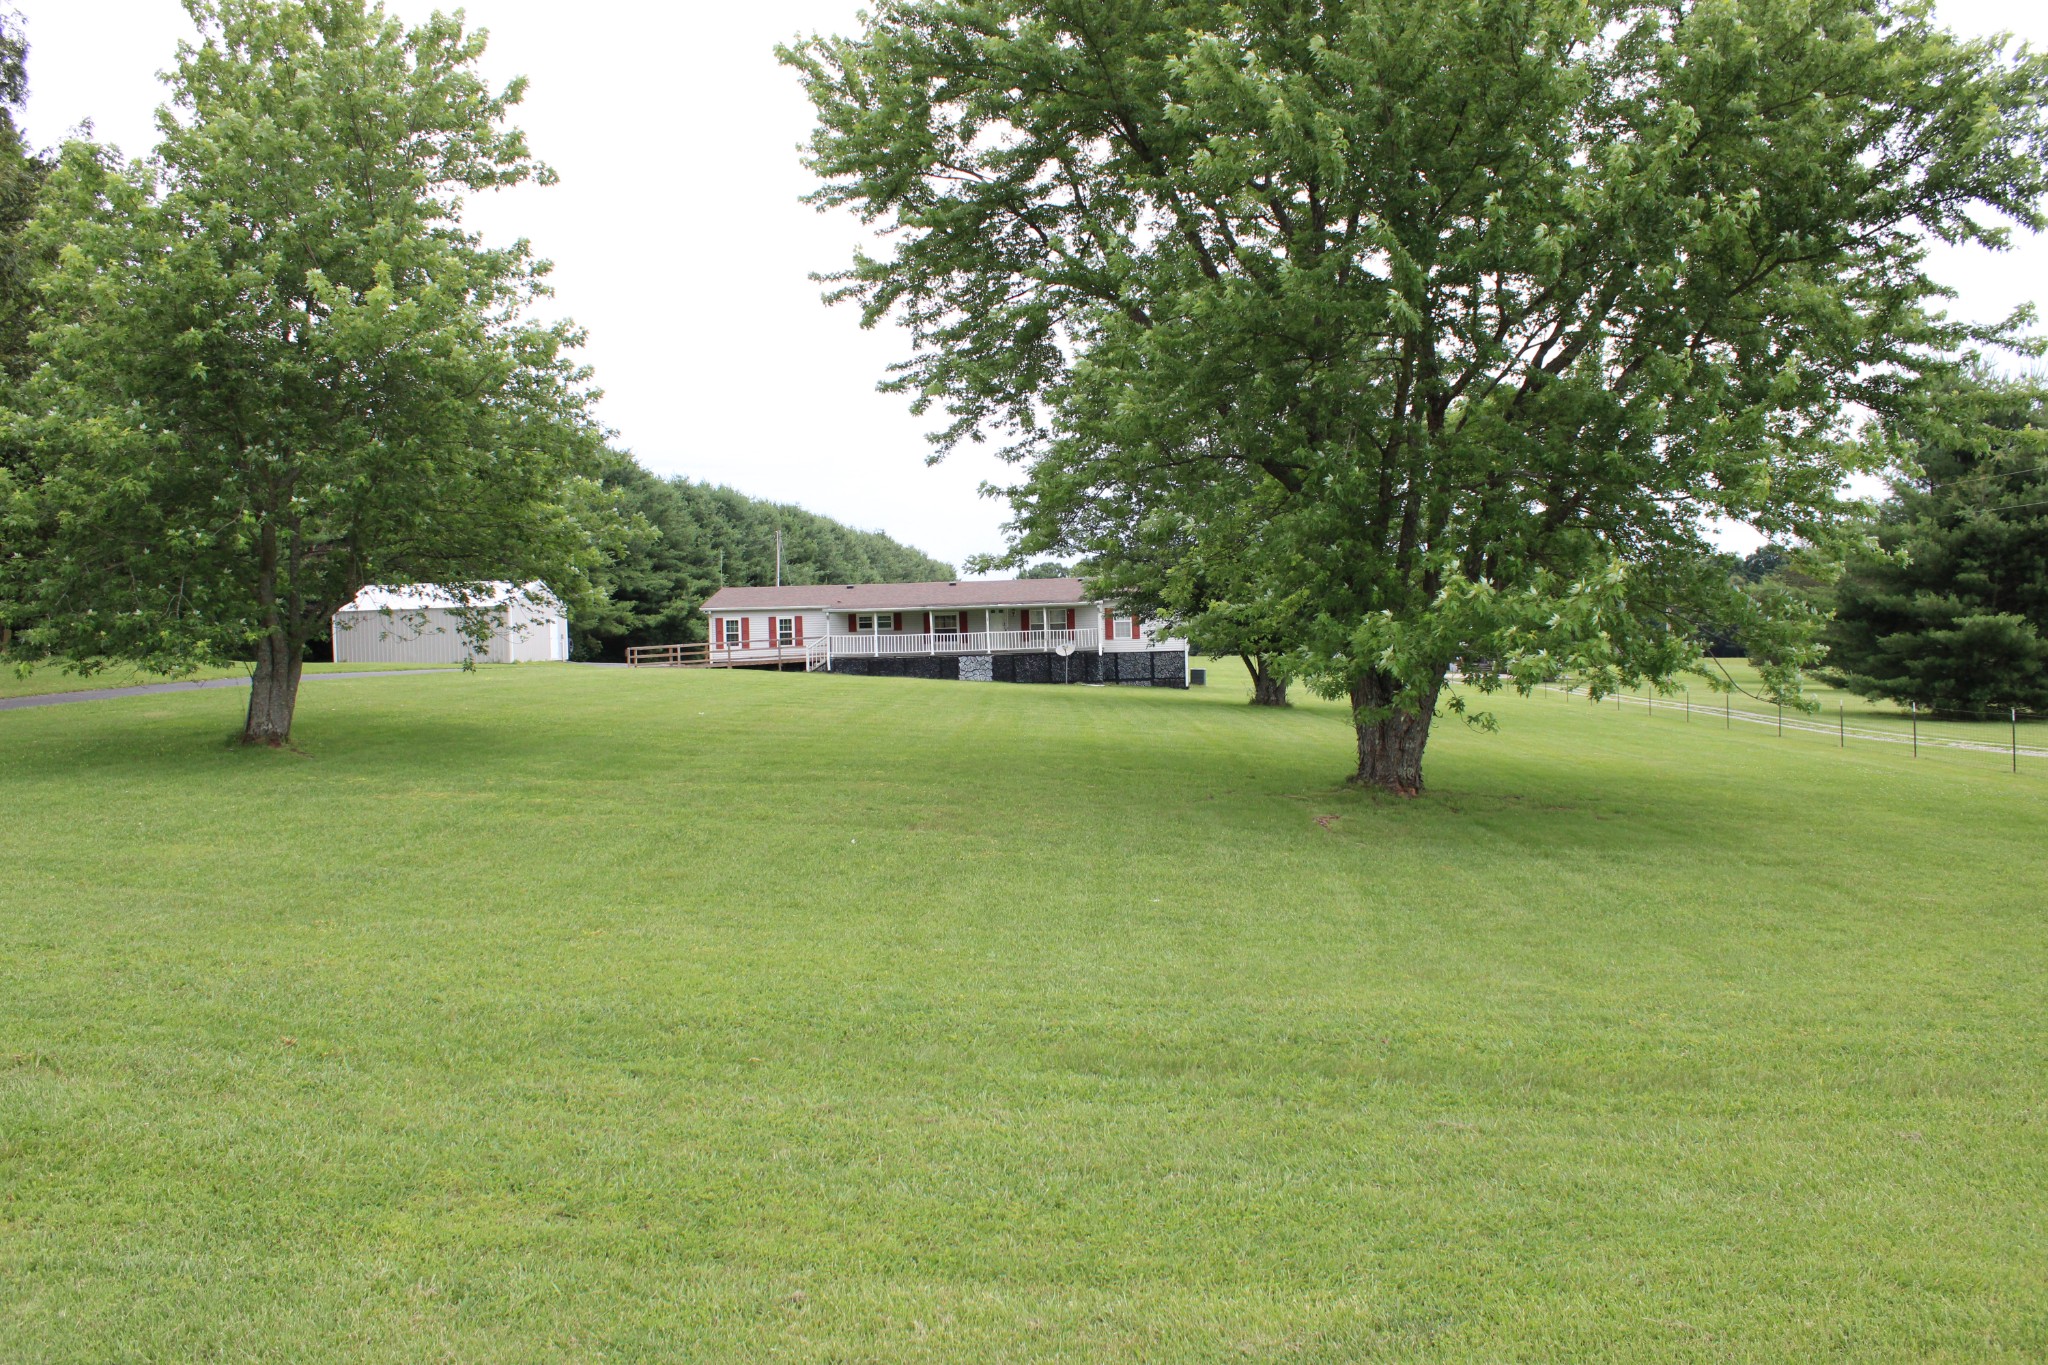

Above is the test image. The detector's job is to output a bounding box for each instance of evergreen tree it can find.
[0,10,47,383]
[0,10,51,654]
[1823,377,2048,718]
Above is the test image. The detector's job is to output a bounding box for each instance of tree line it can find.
[577,458,952,661]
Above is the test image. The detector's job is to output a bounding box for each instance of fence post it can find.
[1685,686,1690,722]
[1839,702,1844,749]
[2015,707,2020,774]
[1777,700,1783,736]
[1726,692,1731,730]
[1911,702,1917,757]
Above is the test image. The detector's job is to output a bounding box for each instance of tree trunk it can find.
[243,630,304,747]
[1348,669,1444,795]
[1244,654,1290,707]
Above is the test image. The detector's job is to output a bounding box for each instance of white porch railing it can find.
[827,628,1099,658]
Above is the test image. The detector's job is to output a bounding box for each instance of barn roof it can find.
[701,578,1090,612]
[337,582,556,613]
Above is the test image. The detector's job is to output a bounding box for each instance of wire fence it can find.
[1531,681,2047,770]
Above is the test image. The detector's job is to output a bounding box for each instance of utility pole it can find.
[775,527,783,588]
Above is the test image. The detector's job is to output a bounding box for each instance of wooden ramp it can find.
[626,643,710,667]
[626,642,821,670]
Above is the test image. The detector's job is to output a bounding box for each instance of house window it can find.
[775,617,795,647]
[932,612,960,635]
[854,613,895,633]
[721,618,741,648]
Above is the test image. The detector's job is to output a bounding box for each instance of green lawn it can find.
[3,662,2043,1361]
[0,658,460,700]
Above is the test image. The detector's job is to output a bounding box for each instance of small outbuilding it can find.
[331,582,569,665]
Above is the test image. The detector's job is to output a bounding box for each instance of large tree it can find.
[1822,375,2048,717]
[784,0,2048,791]
[2,0,600,744]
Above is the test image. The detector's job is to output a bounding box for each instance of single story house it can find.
[696,578,1188,687]
[332,582,569,665]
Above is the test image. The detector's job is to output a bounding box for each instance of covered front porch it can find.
[825,625,1100,659]
[685,626,1102,671]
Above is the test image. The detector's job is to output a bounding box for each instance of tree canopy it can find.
[0,10,48,387]
[0,10,50,653]
[785,0,2048,791]
[2,0,602,744]
[1823,374,2048,718]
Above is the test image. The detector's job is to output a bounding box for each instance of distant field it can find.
[0,658,460,700]
[3,661,2042,1361]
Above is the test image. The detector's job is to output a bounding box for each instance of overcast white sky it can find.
[14,0,2048,573]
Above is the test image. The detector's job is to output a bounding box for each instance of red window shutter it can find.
[1066,608,1076,631]
[924,612,932,634]
[1130,613,1140,637]
[741,617,750,647]
[794,616,804,646]
[1104,613,1115,640]
[713,616,722,645]
[893,612,903,632]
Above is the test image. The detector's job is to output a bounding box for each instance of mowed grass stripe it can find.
[3,663,2043,1361]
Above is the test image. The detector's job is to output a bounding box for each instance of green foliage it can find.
[1014,560,1074,579]
[1038,469,1309,694]
[783,0,2048,787]
[0,10,51,652]
[577,456,954,658]
[0,9,49,386]
[1823,375,2048,718]
[0,0,602,738]
[3,667,2045,1358]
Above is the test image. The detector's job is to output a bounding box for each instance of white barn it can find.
[331,582,569,665]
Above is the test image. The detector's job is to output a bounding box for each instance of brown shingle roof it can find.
[701,578,1090,612]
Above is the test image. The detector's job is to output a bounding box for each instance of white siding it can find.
[332,606,514,664]
[705,610,828,650]
[1100,605,1186,654]
[506,598,571,662]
